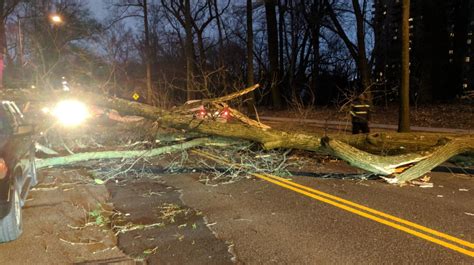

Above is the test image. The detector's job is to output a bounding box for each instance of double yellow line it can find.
[191,149,474,257]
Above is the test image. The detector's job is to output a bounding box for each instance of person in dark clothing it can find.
[350,94,371,134]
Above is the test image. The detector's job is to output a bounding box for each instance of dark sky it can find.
[86,1,107,20]
[86,0,139,30]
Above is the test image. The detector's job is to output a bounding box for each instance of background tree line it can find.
[1,0,472,109]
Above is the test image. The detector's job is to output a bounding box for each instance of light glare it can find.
[50,15,62,24]
[52,100,89,126]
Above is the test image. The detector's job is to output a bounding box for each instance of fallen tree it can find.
[3,87,473,183]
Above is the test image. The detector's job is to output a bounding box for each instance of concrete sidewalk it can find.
[259,116,473,134]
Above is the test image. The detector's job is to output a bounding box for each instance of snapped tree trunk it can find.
[35,137,237,169]
[2,88,472,184]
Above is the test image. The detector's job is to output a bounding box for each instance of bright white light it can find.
[51,15,63,24]
[52,100,89,126]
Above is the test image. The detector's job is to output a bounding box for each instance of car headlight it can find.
[52,100,89,126]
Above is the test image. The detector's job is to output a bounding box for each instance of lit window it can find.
[383,11,387,15]
[450,33,455,37]
[449,50,454,54]
[463,83,468,89]
[467,39,472,44]
[393,36,398,40]
[408,18,413,22]
[466,57,471,63]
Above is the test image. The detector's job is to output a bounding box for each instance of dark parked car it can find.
[0,101,37,243]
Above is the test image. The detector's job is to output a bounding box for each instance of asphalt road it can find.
[160,163,473,264]
[0,160,472,264]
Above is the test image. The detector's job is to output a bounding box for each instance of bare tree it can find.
[325,0,372,98]
[264,0,282,108]
[302,0,325,96]
[0,0,21,88]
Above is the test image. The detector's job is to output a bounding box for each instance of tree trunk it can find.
[196,30,206,69]
[0,22,5,89]
[0,1,6,89]
[184,0,195,101]
[2,88,472,184]
[35,137,235,169]
[143,0,154,105]
[213,0,224,53]
[395,138,474,182]
[352,0,371,97]
[264,0,282,108]
[278,0,285,74]
[310,25,320,97]
[399,0,411,132]
[246,0,256,114]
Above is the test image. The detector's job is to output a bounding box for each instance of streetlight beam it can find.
[50,14,63,24]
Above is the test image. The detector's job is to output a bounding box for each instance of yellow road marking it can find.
[263,174,474,250]
[252,173,474,258]
[191,149,474,257]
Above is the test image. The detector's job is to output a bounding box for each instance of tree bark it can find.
[143,0,154,105]
[264,0,282,108]
[184,0,195,100]
[321,137,430,175]
[303,0,322,99]
[35,137,237,169]
[326,0,372,98]
[351,0,371,97]
[2,88,472,184]
[395,138,474,182]
[0,2,7,89]
[399,0,411,132]
[246,0,256,113]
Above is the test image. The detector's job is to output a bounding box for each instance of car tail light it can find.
[0,159,7,180]
[218,107,231,121]
[196,106,207,119]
